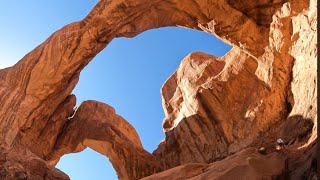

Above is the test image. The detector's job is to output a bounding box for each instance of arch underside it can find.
[0,0,316,179]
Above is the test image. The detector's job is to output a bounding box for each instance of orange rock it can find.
[144,148,287,180]
[46,100,162,179]
[0,0,316,179]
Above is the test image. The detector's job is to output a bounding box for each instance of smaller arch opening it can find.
[56,148,117,180]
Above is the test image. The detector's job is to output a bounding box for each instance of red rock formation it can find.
[144,148,287,180]
[0,0,316,179]
[46,100,162,180]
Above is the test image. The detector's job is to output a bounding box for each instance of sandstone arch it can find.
[47,100,161,180]
[0,0,316,179]
[0,0,284,147]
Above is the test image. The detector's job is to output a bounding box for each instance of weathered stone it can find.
[0,0,316,179]
[46,100,162,179]
[144,148,287,180]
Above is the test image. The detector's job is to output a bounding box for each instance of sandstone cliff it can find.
[0,0,317,179]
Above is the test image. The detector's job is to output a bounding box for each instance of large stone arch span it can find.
[0,0,281,148]
[0,0,316,179]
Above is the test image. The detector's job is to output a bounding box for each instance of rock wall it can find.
[144,148,287,180]
[0,0,316,179]
[154,0,317,172]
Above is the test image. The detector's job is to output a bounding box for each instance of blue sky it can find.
[0,1,231,179]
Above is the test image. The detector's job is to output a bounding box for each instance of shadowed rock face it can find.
[0,0,316,179]
[144,148,287,180]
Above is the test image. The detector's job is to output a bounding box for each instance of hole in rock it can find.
[58,27,231,178]
[56,148,117,180]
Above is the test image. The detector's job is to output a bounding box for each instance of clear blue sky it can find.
[0,1,231,180]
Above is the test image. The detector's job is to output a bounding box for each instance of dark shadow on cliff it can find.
[251,115,316,180]
[253,115,314,149]
[154,113,230,169]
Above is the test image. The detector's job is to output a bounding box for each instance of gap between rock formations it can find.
[0,0,317,179]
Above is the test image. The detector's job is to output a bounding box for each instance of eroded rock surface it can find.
[0,0,316,179]
[154,0,317,177]
[46,100,162,180]
[144,148,287,180]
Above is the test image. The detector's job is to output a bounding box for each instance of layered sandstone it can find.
[0,0,317,179]
[144,148,287,180]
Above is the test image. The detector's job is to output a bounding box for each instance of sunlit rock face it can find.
[0,0,316,179]
[155,0,317,172]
